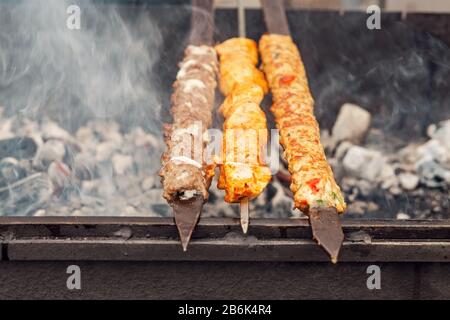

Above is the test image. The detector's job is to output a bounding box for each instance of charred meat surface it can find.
[160,45,218,202]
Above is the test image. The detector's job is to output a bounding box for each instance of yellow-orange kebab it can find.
[215,38,271,203]
[259,34,346,214]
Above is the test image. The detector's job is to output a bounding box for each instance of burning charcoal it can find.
[91,121,123,145]
[48,161,72,191]
[72,153,97,180]
[0,137,38,160]
[367,202,379,212]
[335,141,353,161]
[355,179,375,197]
[398,172,420,191]
[141,176,156,191]
[41,120,74,142]
[0,157,27,185]
[396,212,411,220]
[331,103,371,146]
[380,163,398,190]
[95,141,117,162]
[75,126,98,151]
[267,181,295,219]
[34,209,46,216]
[327,158,344,182]
[203,202,237,218]
[0,173,53,216]
[33,139,66,170]
[347,201,368,215]
[138,188,171,216]
[97,178,117,198]
[429,119,450,152]
[128,127,161,150]
[389,185,403,195]
[416,160,450,188]
[416,139,448,164]
[342,146,385,181]
[71,209,82,216]
[151,203,171,216]
[123,206,139,216]
[81,179,101,195]
[320,129,333,152]
[112,154,134,175]
[0,117,14,140]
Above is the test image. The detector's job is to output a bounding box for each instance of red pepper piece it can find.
[306,178,321,194]
[279,75,296,85]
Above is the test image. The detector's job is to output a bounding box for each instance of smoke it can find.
[0,0,163,133]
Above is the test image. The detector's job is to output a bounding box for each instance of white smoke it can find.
[0,0,163,133]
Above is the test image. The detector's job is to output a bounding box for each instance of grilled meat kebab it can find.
[159,44,218,249]
[259,34,346,214]
[215,38,271,206]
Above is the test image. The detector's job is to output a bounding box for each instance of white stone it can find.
[41,120,73,141]
[335,141,353,160]
[430,119,450,152]
[33,140,66,169]
[398,172,420,190]
[48,161,71,189]
[332,103,372,145]
[141,176,156,191]
[34,209,46,216]
[95,141,117,162]
[396,212,411,220]
[112,154,133,175]
[342,146,385,181]
[347,201,367,215]
[380,163,398,189]
[416,139,448,164]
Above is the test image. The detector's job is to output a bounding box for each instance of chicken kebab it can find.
[215,38,272,233]
[260,0,346,263]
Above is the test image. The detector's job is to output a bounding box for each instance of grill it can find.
[0,0,449,299]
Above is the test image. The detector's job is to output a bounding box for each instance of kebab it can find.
[215,37,272,233]
[260,0,346,262]
[159,0,218,251]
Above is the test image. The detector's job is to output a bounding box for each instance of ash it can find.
[0,107,298,218]
[1,102,449,220]
[321,103,450,220]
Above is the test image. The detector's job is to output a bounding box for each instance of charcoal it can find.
[399,172,420,190]
[0,173,53,216]
[112,154,134,175]
[48,161,72,191]
[342,146,385,181]
[331,103,372,146]
[0,157,27,185]
[0,137,38,160]
[72,153,97,180]
[33,139,66,170]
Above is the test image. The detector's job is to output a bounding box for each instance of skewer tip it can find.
[172,195,204,252]
[240,197,249,234]
[309,207,344,263]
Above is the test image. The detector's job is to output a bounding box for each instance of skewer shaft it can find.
[237,0,250,234]
[260,0,345,262]
[240,197,249,234]
[237,0,246,38]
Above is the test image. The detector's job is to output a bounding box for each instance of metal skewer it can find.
[172,0,215,251]
[237,0,250,234]
[260,0,344,263]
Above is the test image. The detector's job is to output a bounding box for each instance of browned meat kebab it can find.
[159,45,218,250]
